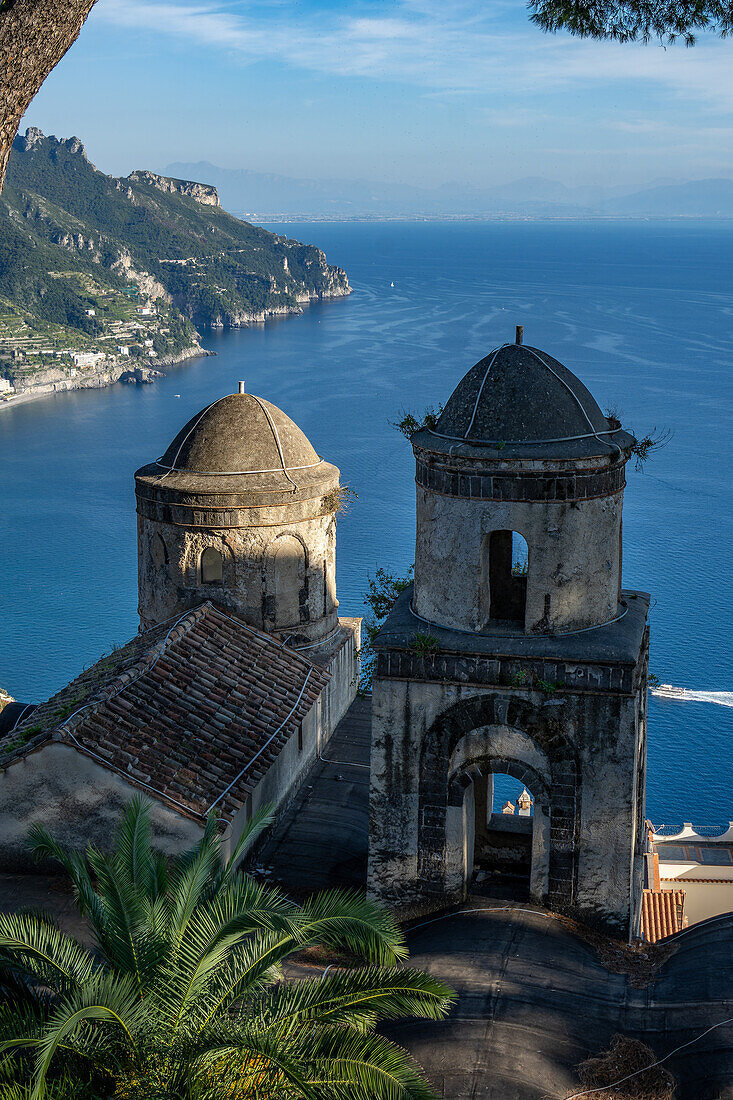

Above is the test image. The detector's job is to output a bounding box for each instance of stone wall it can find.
[136,504,339,643]
[367,614,649,936]
[0,743,204,869]
[413,480,624,635]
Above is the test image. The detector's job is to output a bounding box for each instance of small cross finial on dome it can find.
[238,381,246,394]
[515,325,523,345]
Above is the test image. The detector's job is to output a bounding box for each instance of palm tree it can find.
[0,798,453,1099]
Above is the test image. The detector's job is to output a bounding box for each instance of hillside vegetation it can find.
[0,128,350,385]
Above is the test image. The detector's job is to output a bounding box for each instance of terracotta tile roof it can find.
[0,603,331,823]
[641,888,686,944]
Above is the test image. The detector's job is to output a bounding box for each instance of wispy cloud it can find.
[92,0,733,113]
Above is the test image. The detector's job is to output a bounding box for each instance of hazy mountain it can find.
[604,179,733,217]
[166,160,733,220]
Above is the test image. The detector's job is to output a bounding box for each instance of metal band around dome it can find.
[426,427,621,448]
[153,458,325,476]
[153,391,324,479]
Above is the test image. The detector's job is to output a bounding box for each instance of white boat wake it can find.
[651,686,733,708]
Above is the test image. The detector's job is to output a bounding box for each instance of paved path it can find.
[382,905,733,1100]
[256,698,733,1100]
[246,695,371,898]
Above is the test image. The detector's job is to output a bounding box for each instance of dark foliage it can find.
[529,0,733,44]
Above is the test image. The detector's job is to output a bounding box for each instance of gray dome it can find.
[158,392,321,475]
[435,343,609,445]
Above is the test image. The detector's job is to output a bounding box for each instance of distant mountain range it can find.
[166,160,733,220]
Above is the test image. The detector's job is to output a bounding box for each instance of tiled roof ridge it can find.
[204,601,328,676]
[57,604,210,743]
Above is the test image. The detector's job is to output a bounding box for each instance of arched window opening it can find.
[471,773,535,903]
[151,533,168,568]
[486,530,528,624]
[272,535,306,628]
[201,547,223,585]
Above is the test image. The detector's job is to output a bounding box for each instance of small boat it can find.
[651,683,688,699]
[390,281,395,288]
[173,394,181,398]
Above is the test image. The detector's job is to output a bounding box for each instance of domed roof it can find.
[435,343,610,446]
[157,392,321,476]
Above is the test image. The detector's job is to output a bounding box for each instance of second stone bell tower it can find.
[368,331,651,937]
[135,385,341,644]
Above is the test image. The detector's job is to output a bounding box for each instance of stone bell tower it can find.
[368,332,650,937]
[135,386,341,644]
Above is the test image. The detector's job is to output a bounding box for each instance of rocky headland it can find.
[0,130,351,409]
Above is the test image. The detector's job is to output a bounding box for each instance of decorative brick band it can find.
[136,494,330,529]
[415,456,626,502]
[375,647,637,695]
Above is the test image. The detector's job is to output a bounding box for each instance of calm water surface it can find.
[1,222,731,823]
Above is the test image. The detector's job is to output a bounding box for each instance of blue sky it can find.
[21,0,733,188]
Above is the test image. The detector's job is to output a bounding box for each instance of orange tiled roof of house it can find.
[1,602,330,823]
[641,888,686,944]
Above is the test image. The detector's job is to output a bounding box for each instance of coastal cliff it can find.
[0,130,351,407]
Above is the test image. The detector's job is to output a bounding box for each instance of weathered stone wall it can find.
[0,743,204,869]
[368,621,648,935]
[225,618,361,857]
[413,482,623,635]
[137,501,339,643]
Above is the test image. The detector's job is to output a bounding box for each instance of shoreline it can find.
[0,290,351,415]
[0,344,214,414]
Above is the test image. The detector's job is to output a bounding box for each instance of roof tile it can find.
[641,888,686,944]
[1,602,331,823]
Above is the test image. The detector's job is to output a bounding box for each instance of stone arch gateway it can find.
[418,696,578,909]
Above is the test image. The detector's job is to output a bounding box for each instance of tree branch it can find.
[0,0,98,192]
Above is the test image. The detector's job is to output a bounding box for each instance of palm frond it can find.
[304,1027,440,1100]
[84,847,147,987]
[255,967,455,1033]
[221,804,274,883]
[113,796,156,899]
[168,834,222,950]
[31,973,144,1100]
[189,1024,320,1100]
[26,828,103,927]
[0,912,96,995]
[294,891,409,964]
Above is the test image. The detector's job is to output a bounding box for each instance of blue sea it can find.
[1,221,731,824]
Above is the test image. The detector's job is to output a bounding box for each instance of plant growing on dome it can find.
[0,797,454,1100]
[409,632,440,655]
[391,406,444,439]
[322,485,358,519]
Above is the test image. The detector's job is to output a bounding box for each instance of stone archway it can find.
[446,748,550,904]
[418,693,580,912]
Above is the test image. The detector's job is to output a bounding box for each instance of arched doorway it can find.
[472,773,538,901]
[445,751,550,905]
[417,695,579,913]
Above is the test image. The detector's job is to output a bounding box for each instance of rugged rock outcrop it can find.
[127,170,220,207]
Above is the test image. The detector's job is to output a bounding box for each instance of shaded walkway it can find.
[246,695,371,898]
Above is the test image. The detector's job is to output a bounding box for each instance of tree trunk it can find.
[0,0,98,192]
